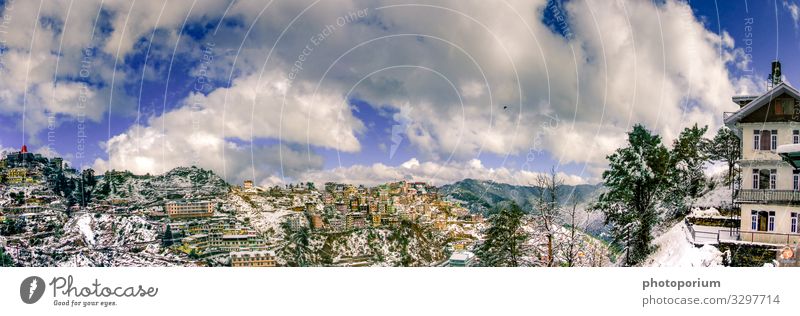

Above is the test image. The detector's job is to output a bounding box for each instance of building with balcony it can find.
[724,62,800,245]
[165,201,214,219]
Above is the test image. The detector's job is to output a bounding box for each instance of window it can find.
[753,170,759,189]
[794,172,799,191]
[794,130,799,144]
[777,99,793,115]
[751,211,758,230]
[770,169,777,190]
[769,211,776,231]
[755,130,772,150]
[792,213,798,233]
[754,130,760,150]
[755,169,772,190]
[771,130,778,150]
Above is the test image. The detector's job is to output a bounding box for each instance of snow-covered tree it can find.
[560,196,584,267]
[476,203,530,267]
[704,126,741,188]
[594,124,672,266]
[669,124,709,213]
[533,167,563,267]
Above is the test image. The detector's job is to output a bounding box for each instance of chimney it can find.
[771,60,782,87]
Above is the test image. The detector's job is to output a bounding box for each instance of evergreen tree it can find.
[162,226,174,247]
[670,124,709,212]
[594,124,672,266]
[476,202,530,267]
[0,247,14,267]
[704,126,741,188]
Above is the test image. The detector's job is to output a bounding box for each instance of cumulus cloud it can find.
[2,0,753,186]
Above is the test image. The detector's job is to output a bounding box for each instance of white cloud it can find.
[785,0,800,31]
[297,158,589,187]
[1,0,753,185]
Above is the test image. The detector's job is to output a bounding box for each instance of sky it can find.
[0,0,795,187]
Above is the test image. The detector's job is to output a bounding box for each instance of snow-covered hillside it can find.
[644,221,723,267]
[5,213,196,267]
[93,166,229,206]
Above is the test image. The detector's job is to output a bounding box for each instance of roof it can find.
[449,251,475,261]
[777,144,800,169]
[724,82,800,126]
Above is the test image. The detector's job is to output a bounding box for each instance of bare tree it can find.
[562,195,582,267]
[534,167,563,267]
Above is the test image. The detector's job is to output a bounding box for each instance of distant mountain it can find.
[440,178,602,215]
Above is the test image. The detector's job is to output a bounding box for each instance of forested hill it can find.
[440,179,602,215]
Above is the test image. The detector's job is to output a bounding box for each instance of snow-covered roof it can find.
[777,144,800,169]
[777,144,800,154]
[449,251,475,261]
[724,82,800,126]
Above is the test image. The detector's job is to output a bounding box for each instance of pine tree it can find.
[0,247,14,267]
[162,226,174,247]
[476,202,530,267]
[670,124,709,214]
[704,126,741,188]
[594,124,672,266]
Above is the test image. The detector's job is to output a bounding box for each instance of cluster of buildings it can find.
[0,145,70,221]
[1,145,62,185]
[163,216,269,257]
[311,181,476,233]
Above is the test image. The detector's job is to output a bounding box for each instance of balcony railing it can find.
[735,189,800,204]
[719,229,800,245]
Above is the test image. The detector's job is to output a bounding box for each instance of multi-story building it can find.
[230,250,277,267]
[6,168,28,184]
[724,61,800,244]
[165,201,214,219]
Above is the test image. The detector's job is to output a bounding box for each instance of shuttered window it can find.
[761,130,772,150]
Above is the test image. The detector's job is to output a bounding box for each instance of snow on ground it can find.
[690,207,722,218]
[645,221,723,267]
[693,185,732,208]
[76,215,96,246]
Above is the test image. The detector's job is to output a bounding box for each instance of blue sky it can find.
[0,0,796,186]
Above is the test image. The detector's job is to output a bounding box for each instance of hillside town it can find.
[0,146,513,267]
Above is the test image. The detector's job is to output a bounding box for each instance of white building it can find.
[448,251,475,267]
[724,66,800,245]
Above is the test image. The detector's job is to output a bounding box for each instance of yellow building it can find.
[165,201,214,219]
[6,168,27,184]
[371,214,381,227]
